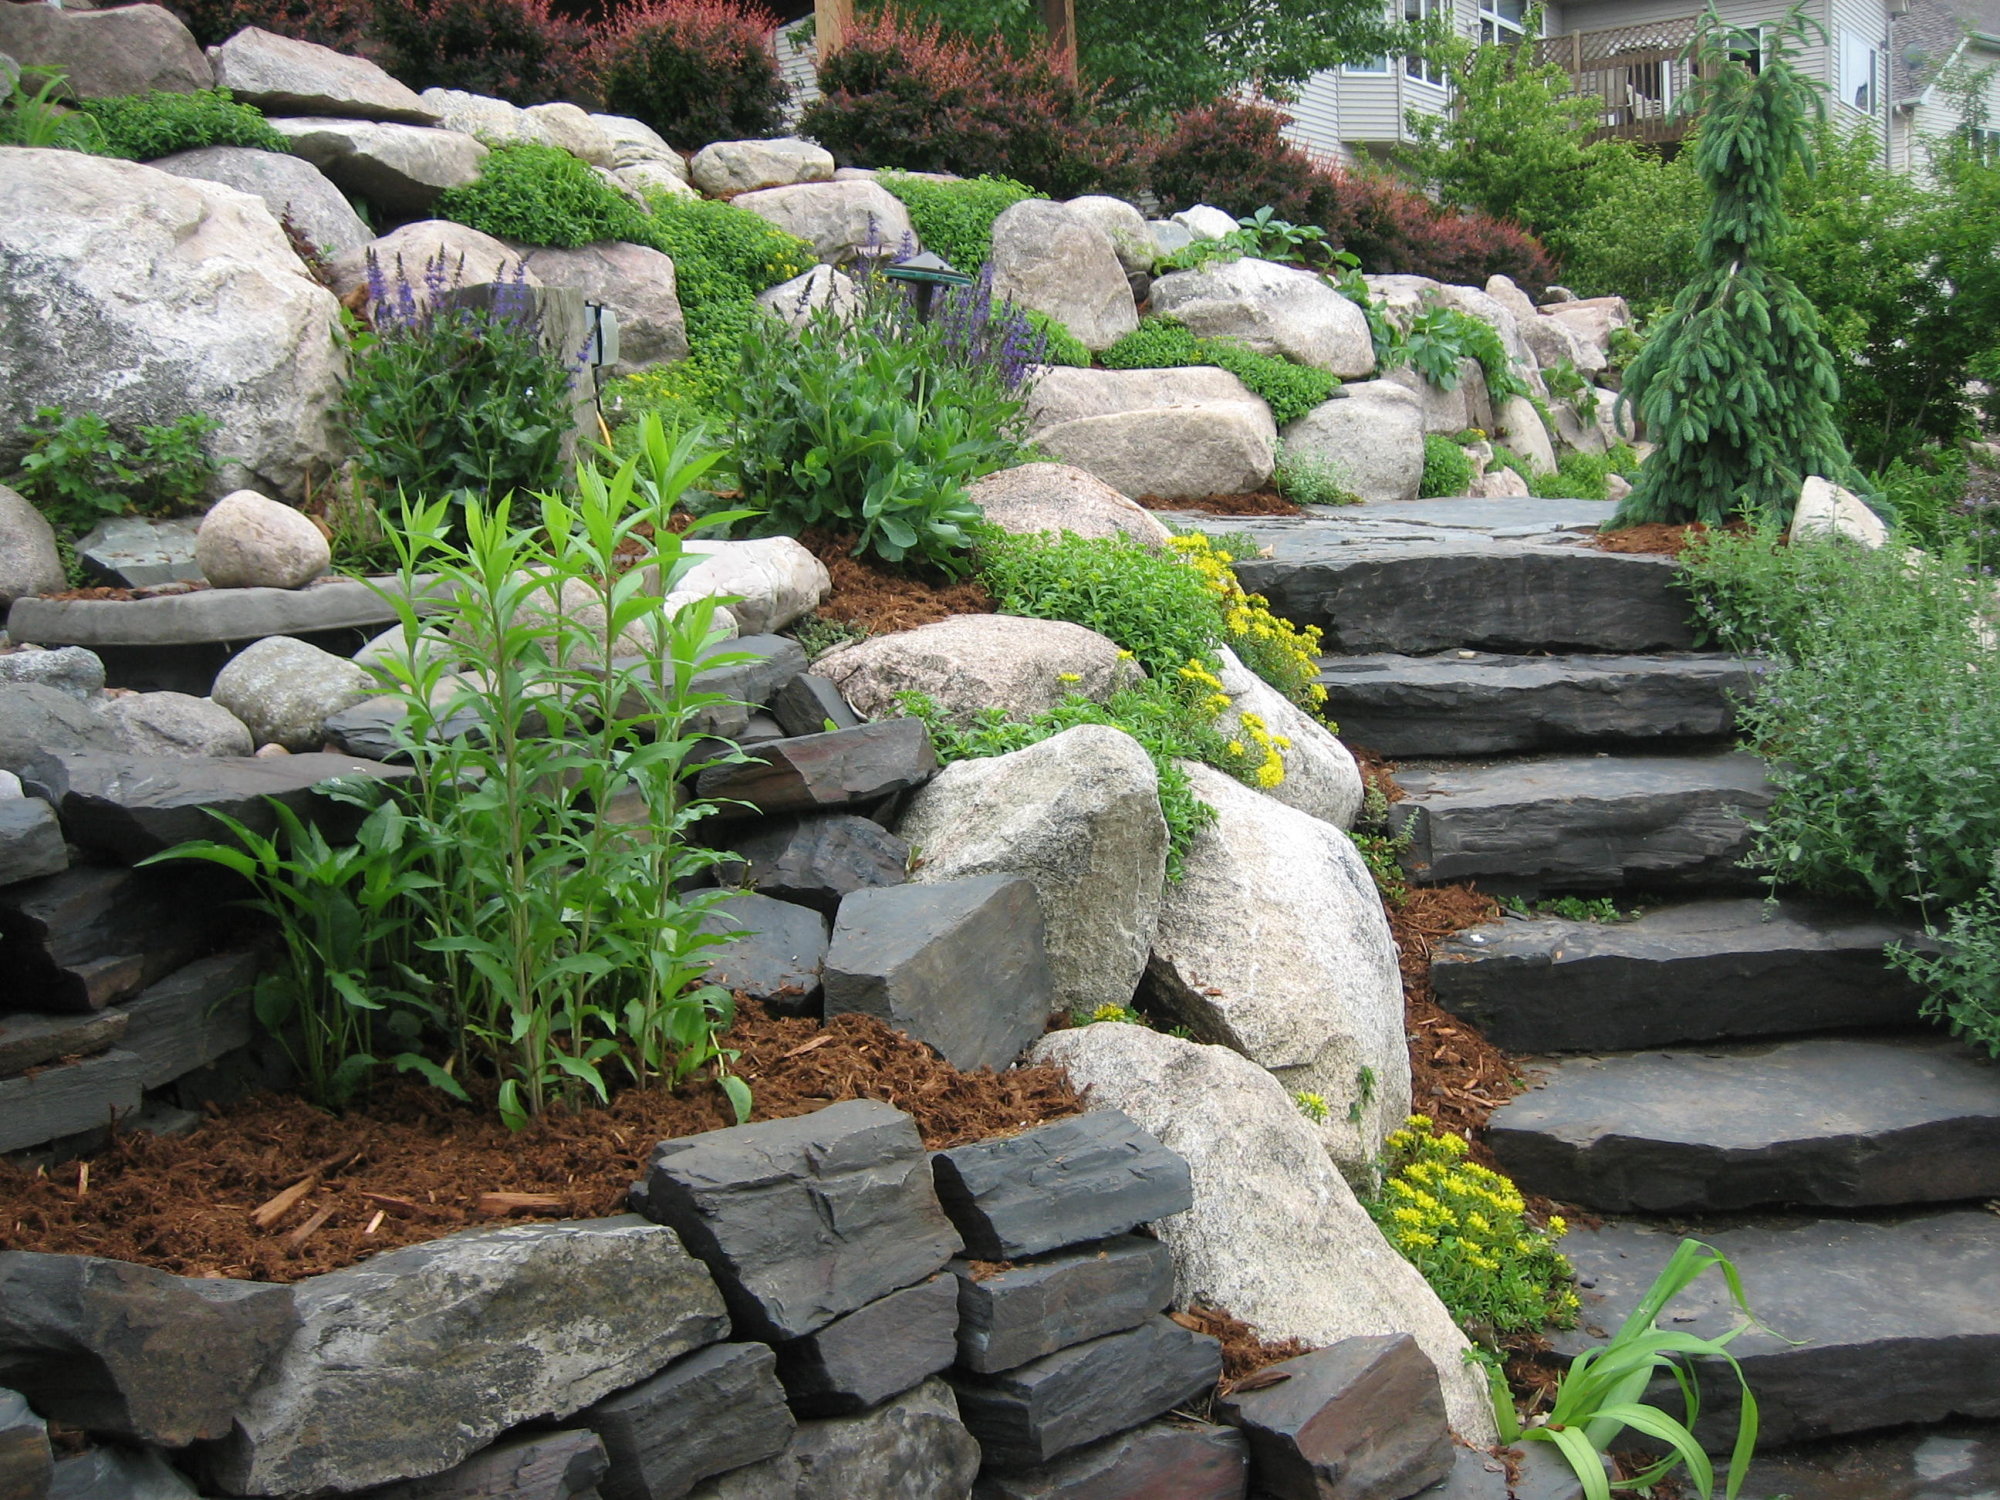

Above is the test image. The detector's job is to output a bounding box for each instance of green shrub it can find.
[1273,442,1360,506]
[9,407,220,537]
[1889,876,2000,1058]
[638,191,815,359]
[1023,310,1090,368]
[979,530,1221,677]
[1529,450,1612,501]
[80,88,287,160]
[1099,317,1336,427]
[1419,435,1475,498]
[876,171,1040,271]
[436,141,651,248]
[589,0,789,149]
[1392,306,1527,402]
[370,0,591,107]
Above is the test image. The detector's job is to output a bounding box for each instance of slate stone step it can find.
[1433,898,1926,1052]
[1737,1418,2000,1500]
[1315,652,1753,756]
[1488,1035,2000,1213]
[1387,752,1774,893]
[1553,1211,2000,1449]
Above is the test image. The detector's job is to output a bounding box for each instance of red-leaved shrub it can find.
[371,0,594,105]
[1148,97,1553,293]
[588,0,790,150]
[800,10,1147,199]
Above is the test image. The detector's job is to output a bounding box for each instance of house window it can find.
[1969,124,2000,162]
[1840,29,1879,114]
[1479,0,1526,45]
[1405,0,1449,85]
[1345,55,1391,74]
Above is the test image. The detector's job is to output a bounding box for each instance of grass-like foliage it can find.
[1420,435,1475,498]
[1100,317,1337,426]
[80,88,288,160]
[1369,1115,1577,1341]
[876,171,1041,272]
[148,420,756,1125]
[1530,449,1617,500]
[1491,1238,1766,1500]
[0,60,106,150]
[9,406,219,538]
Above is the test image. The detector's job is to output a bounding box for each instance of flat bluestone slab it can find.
[698,892,829,1017]
[1214,1334,1454,1500]
[1388,752,1773,891]
[47,1445,202,1499]
[0,1007,128,1077]
[581,1342,794,1500]
[211,1216,728,1496]
[1738,1418,2000,1500]
[697,719,936,817]
[952,1235,1176,1374]
[0,1048,146,1152]
[950,1315,1223,1469]
[931,1111,1192,1260]
[0,864,219,1013]
[0,1252,297,1447]
[770,673,861,737]
[635,1099,962,1342]
[74,516,203,588]
[0,1389,51,1500]
[119,949,261,1087]
[716,813,908,916]
[971,1418,1250,1499]
[1489,1035,2000,1212]
[1314,653,1751,756]
[771,1273,959,1416]
[1553,1212,2000,1447]
[57,751,411,862]
[1434,898,1925,1052]
[823,875,1053,1072]
[0,796,67,885]
[685,1376,981,1500]
[7,577,402,648]
[368,1429,609,1500]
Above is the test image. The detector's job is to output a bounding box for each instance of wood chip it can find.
[363,1210,386,1236]
[360,1192,427,1219]
[251,1176,318,1231]
[782,1035,836,1059]
[285,1204,336,1249]
[477,1192,566,1217]
[1226,1367,1293,1393]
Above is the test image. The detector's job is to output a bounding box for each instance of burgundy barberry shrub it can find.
[371,0,593,105]
[588,0,789,150]
[800,10,1147,199]
[1146,98,1324,228]
[168,0,373,52]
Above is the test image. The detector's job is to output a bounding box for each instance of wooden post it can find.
[816,0,853,62]
[1041,0,1077,80]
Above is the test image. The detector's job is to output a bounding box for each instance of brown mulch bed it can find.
[1347,743,1406,805]
[1135,490,1304,517]
[1589,519,1751,556]
[1172,1302,1316,1395]
[800,529,994,635]
[1389,886,1518,1147]
[37,581,210,602]
[0,1005,1080,1283]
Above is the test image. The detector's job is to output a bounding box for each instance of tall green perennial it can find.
[1612,6,1852,528]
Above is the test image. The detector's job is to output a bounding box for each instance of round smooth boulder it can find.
[1214,647,1362,829]
[0,3,210,98]
[689,138,835,195]
[897,724,1168,1015]
[731,180,912,265]
[0,485,66,610]
[519,242,687,374]
[206,26,437,124]
[671,537,829,636]
[211,635,372,751]
[590,114,686,171]
[969,463,1172,544]
[150,145,373,260]
[522,103,615,166]
[1280,384,1426,506]
[1150,257,1375,378]
[988,200,1138,352]
[195,490,331,590]
[327,220,534,304]
[0,647,105,701]
[1024,367,1277,501]
[1062,195,1156,277]
[266,118,487,221]
[97,692,255,758]
[816,616,1141,726]
[756,265,859,328]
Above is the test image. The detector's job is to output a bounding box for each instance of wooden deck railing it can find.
[1531,15,1701,143]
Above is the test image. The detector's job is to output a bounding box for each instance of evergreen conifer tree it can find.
[1612,6,1853,527]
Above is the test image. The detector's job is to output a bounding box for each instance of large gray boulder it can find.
[1791,475,1889,548]
[690,138,835,195]
[522,103,616,166]
[1280,384,1426,506]
[671,537,829,635]
[1149,762,1406,1167]
[211,1217,727,1496]
[95,692,255,760]
[1541,296,1631,374]
[207,27,438,123]
[1382,359,1494,437]
[687,1377,980,1500]
[1061,195,1155,277]
[0,683,116,774]
[268,118,488,219]
[816,616,1139,726]
[326,219,533,303]
[419,88,554,146]
[988,200,1137,352]
[210,635,372,751]
[519,241,687,375]
[0,486,64,610]
[1149,257,1375,377]
[1030,1024,1498,1446]
[1024,367,1276,499]
[967,463,1172,545]
[591,113,687,172]
[1496,393,1558,475]
[195,489,330,590]
[0,646,102,701]
[756,265,859,328]
[150,145,373,259]
[0,151,345,501]
[0,3,209,99]
[897,725,1167,1016]
[1213,646,1363,829]
[732,180,913,265]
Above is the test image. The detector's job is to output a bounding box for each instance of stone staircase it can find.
[1203,497,2000,1491]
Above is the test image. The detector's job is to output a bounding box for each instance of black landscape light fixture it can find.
[882,251,974,322]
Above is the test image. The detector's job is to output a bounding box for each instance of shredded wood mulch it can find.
[1588,519,1750,556]
[1172,1301,1316,1397]
[0,1005,1080,1283]
[1135,490,1304,517]
[800,528,995,635]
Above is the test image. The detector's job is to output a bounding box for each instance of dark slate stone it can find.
[0,683,116,776]
[932,1112,1193,1261]
[47,1447,200,1500]
[1387,753,1774,893]
[696,720,937,819]
[581,1343,795,1500]
[0,796,67,886]
[1433,898,1926,1053]
[1313,652,1752,757]
[629,634,806,741]
[73,517,203,588]
[1410,1447,1511,1500]
[698,892,829,1016]
[0,1251,298,1446]
[972,1419,1249,1500]
[0,864,221,1014]
[771,1273,959,1417]
[55,751,412,863]
[0,1007,128,1077]
[952,1235,1176,1375]
[366,1430,610,1500]
[0,1049,146,1153]
[1488,1035,2000,1213]
[823,876,1052,1072]
[1738,1419,2000,1500]
[1214,1335,1454,1500]
[770,674,861,738]
[0,1388,52,1500]
[1552,1212,2000,1448]
[119,949,261,1088]
[742,711,787,743]
[636,1098,963,1341]
[9,577,399,650]
[950,1316,1223,1470]
[684,1376,980,1500]
[716,814,908,916]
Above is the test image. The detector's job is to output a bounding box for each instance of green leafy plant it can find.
[1420,434,1475,498]
[1099,317,1337,426]
[9,407,221,537]
[1393,306,1527,401]
[1024,310,1091,368]
[0,58,106,150]
[979,529,1221,677]
[1167,531,1329,714]
[1531,895,1634,923]
[1530,450,1616,501]
[1273,442,1361,506]
[1889,871,2000,1058]
[1075,1001,1145,1026]
[1293,1090,1331,1123]
[437,140,651,249]
[1491,1238,1766,1500]
[1353,827,1412,905]
[876,171,1041,271]
[637,192,815,364]
[80,88,287,160]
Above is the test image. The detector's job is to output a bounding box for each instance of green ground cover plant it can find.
[80,88,288,159]
[436,140,651,248]
[876,171,1041,272]
[1273,443,1361,507]
[1419,435,1475,498]
[8,406,220,538]
[1099,317,1337,426]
